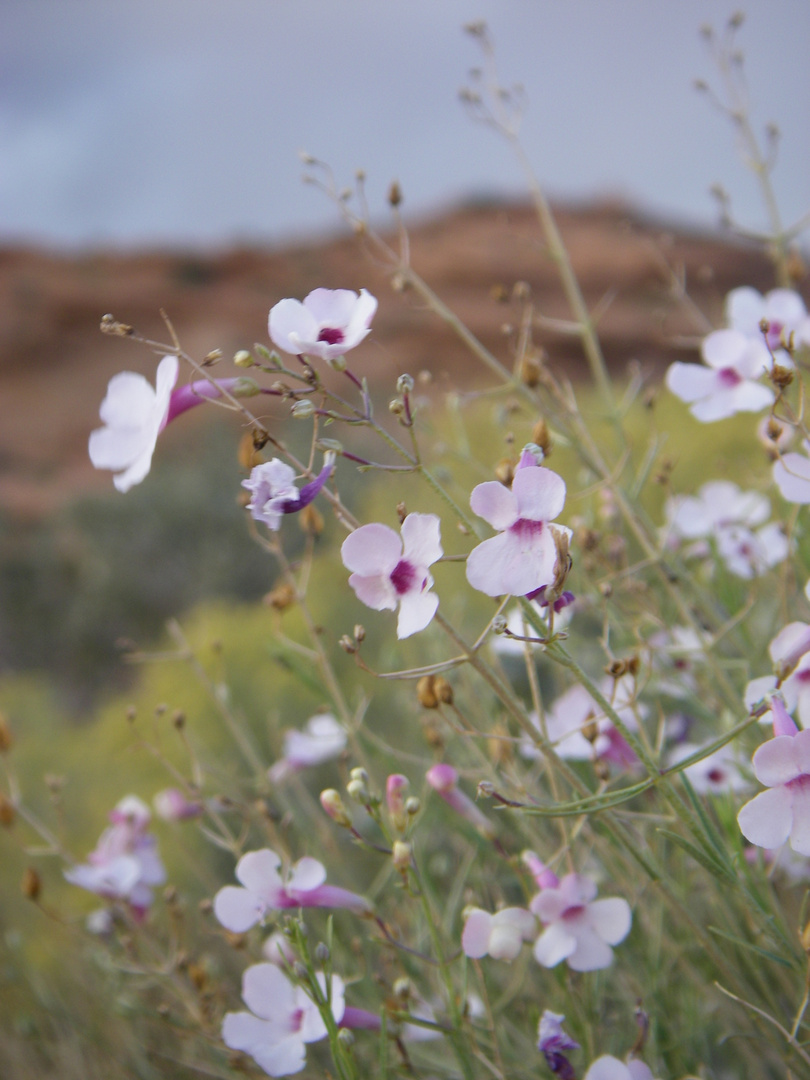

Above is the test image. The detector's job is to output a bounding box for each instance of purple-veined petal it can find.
[236,849,284,896]
[287,856,327,895]
[511,466,566,522]
[470,480,518,530]
[566,925,615,971]
[789,783,810,855]
[396,589,439,638]
[774,452,810,504]
[269,298,319,354]
[738,786,794,849]
[462,908,494,958]
[400,513,443,568]
[587,897,632,945]
[341,523,402,576]
[242,963,297,1022]
[751,735,804,786]
[214,885,265,933]
[533,922,577,967]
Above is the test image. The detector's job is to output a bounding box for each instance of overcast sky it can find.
[1,0,808,250]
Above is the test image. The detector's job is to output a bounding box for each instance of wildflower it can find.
[774,442,810,505]
[745,623,810,728]
[583,1056,657,1080]
[244,455,334,531]
[268,713,346,783]
[466,459,571,598]
[64,795,166,918]
[269,288,377,361]
[664,480,787,579]
[426,763,495,838]
[665,329,773,422]
[666,742,748,795]
[153,787,204,821]
[341,513,442,639]
[521,681,639,769]
[537,1010,579,1079]
[530,872,632,972]
[213,849,370,932]
[737,708,810,856]
[461,905,536,960]
[726,285,810,356]
[89,355,179,492]
[222,962,344,1078]
[90,355,258,492]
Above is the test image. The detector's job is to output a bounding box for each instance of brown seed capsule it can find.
[518,351,543,388]
[172,710,186,730]
[21,867,41,901]
[0,713,13,753]
[238,430,264,470]
[299,504,325,536]
[417,675,440,709]
[0,793,15,827]
[494,458,517,486]
[531,418,553,456]
[265,582,297,611]
[388,180,403,207]
[396,502,407,525]
[771,364,794,390]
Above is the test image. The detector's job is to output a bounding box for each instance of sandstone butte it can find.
[0,198,795,518]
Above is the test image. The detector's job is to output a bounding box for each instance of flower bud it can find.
[337,1028,355,1048]
[392,840,412,871]
[405,796,420,817]
[314,943,330,963]
[292,399,316,419]
[233,349,254,368]
[320,789,352,827]
[347,778,370,804]
[392,976,411,1001]
[386,774,410,832]
[396,373,414,394]
[327,354,347,373]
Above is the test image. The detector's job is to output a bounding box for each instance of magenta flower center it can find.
[562,904,586,921]
[717,367,742,389]
[390,559,417,596]
[706,767,725,784]
[766,321,784,349]
[509,518,545,539]
[318,327,345,346]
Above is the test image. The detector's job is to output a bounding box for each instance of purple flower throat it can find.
[318,327,345,345]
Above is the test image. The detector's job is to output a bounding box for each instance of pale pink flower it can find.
[522,680,639,768]
[745,623,810,728]
[466,462,570,598]
[89,355,179,492]
[64,795,166,917]
[243,454,334,531]
[774,442,810,504]
[461,906,536,961]
[222,963,344,1077]
[726,286,810,356]
[268,713,347,783]
[665,329,773,421]
[90,356,255,492]
[269,288,377,361]
[584,1056,657,1080]
[666,742,748,795]
[341,513,442,639]
[537,1010,579,1079]
[530,873,632,972]
[214,849,370,932]
[737,711,810,856]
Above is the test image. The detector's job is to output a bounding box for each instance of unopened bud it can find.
[292,399,316,419]
[393,976,412,1001]
[396,373,414,394]
[337,1027,355,1048]
[389,399,405,415]
[392,840,412,871]
[405,796,420,817]
[202,348,223,366]
[327,354,347,373]
[233,349,254,368]
[353,624,365,643]
[320,789,352,827]
[347,778,369,803]
[314,943,330,963]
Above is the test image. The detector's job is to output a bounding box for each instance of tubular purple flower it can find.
[244,454,335,531]
[537,1010,579,1079]
[521,850,561,890]
[426,763,495,838]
